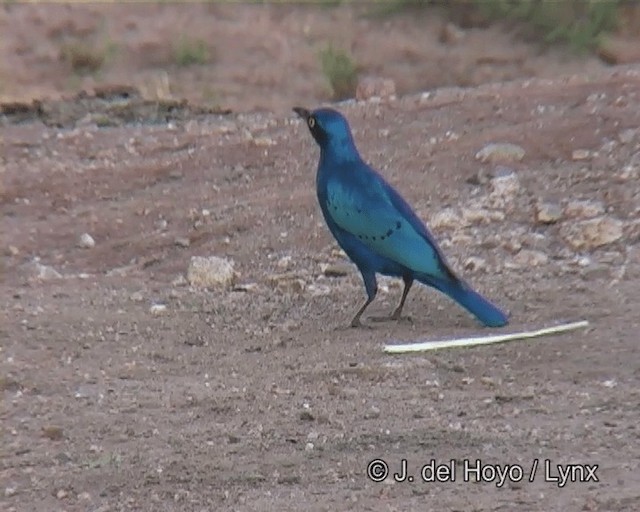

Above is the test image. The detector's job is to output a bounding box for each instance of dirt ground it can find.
[0,3,613,112]
[2,4,640,512]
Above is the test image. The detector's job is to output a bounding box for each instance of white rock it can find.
[488,170,520,207]
[77,233,95,249]
[461,207,505,225]
[187,256,236,289]
[571,149,591,161]
[149,304,167,315]
[28,261,62,281]
[430,208,462,230]
[475,143,525,164]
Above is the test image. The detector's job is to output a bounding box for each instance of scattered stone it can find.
[440,22,465,45]
[4,486,17,497]
[487,169,520,207]
[461,207,505,225]
[306,283,331,297]
[511,249,549,268]
[233,282,259,293]
[562,217,624,250]
[268,273,306,294]
[535,202,562,224]
[77,232,95,249]
[564,200,605,219]
[304,442,315,452]
[252,136,276,147]
[276,256,293,270]
[78,492,92,502]
[155,218,168,230]
[56,489,68,500]
[577,256,592,267]
[356,77,396,101]
[464,256,486,273]
[330,248,347,259]
[130,291,144,302]
[174,237,190,248]
[364,406,381,420]
[502,238,522,254]
[7,245,19,256]
[187,256,236,289]
[618,128,637,145]
[522,232,549,250]
[475,143,525,164]
[28,261,62,281]
[42,426,64,441]
[299,409,315,421]
[571,149,591,161]
[149,303,167,315]
[323,262,351,277]
[430,208,462,230]
[172,274,188,287]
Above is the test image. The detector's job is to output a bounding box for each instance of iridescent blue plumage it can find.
[294,107,509,328]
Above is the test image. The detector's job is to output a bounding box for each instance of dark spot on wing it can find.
[386,229,393,237]
[396,221,402,230]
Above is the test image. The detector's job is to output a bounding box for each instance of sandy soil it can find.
[2,4,640,512]
[0,3,610,112]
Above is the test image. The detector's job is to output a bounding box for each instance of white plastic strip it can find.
[384,320,589,354]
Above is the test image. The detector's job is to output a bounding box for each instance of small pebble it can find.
[149,304,167,315]
[364,406,381,420]
[535,202,562,224]
[77,233,96,249]
[571,149,591,161]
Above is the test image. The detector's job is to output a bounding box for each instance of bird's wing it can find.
[325,166,450,279]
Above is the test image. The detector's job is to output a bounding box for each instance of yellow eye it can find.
[308,117,316,128]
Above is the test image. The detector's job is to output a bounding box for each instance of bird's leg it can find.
[350,297,374,328]
[351,270,378,328]
[370,276,414,323]
[390,276,413,320]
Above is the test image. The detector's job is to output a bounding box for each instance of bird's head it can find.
[293,107,358,158]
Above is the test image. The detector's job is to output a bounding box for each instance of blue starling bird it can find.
[293,106,509,329]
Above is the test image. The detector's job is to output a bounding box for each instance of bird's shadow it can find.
[331,315,414,331]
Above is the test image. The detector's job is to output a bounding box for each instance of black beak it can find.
[293,107,310,120]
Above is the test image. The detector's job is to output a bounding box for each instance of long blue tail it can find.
[419,276,509,327]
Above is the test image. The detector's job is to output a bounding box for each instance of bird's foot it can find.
[369,314,413,324]
[349,318,375,329]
